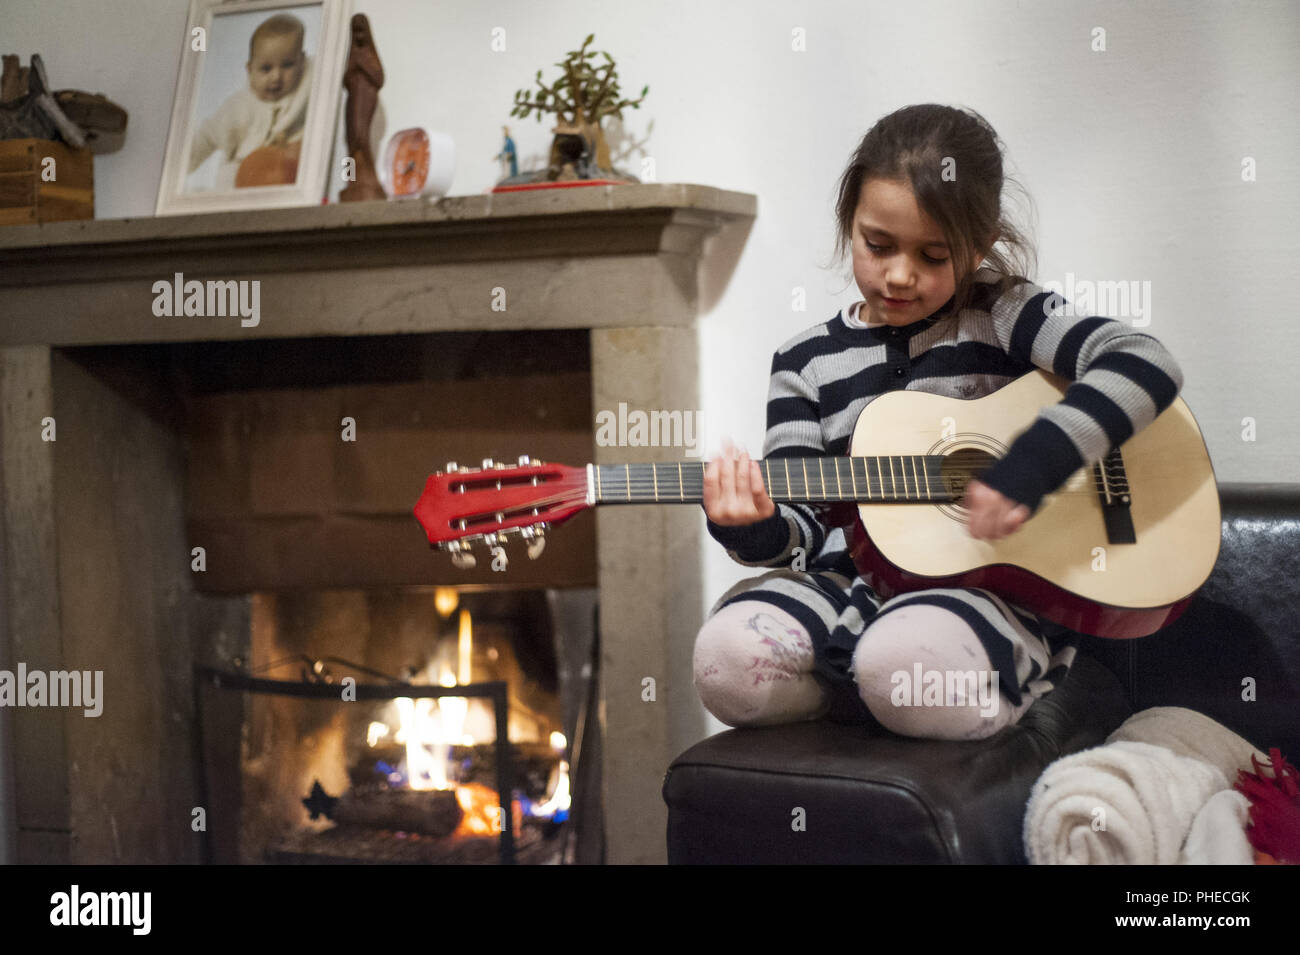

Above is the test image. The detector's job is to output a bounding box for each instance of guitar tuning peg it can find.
[481,457,494,469]
[445,461,458,472]
[446,541,476,570]
[525,525,546,560]
[517,454,531,465]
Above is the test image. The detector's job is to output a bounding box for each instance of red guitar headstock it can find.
[412,455,589,570]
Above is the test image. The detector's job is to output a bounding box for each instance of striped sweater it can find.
[707,267,1184,575]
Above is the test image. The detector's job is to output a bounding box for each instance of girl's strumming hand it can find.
[703,441,777,527]
[964,479,1030,540]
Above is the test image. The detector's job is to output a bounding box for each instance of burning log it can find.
[303,780,463,838]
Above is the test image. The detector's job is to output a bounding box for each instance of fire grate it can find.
[194,664,521,864]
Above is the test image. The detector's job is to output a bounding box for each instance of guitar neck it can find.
[592,455,958,505]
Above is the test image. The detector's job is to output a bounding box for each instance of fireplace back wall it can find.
[4,330,594,863]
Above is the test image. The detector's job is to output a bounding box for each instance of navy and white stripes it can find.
[707,267,1184,572]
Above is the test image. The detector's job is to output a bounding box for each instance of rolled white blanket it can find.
[1181,790,1255,865]
[1024,707,1267,865]
[1105,707,1264,780]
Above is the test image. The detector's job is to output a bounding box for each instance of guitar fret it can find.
[587,454,952,506]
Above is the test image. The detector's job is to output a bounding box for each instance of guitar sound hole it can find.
[940,448,997,503]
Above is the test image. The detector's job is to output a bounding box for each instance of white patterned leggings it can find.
[693,572,1078,741]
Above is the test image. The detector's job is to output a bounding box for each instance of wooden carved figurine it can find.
[338,13,386,201]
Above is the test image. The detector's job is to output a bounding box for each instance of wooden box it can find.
[0,138,94,226]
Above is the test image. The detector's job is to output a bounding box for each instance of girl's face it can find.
[852,177,977,327]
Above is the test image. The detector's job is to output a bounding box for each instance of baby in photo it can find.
[187,13,313,189]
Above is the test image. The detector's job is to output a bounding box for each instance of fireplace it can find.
[15,328,604,864]
[0,187,753,862]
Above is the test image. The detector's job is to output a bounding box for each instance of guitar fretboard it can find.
[593,456,957,505]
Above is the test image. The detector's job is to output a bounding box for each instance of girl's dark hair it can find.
[827,104,1036,318]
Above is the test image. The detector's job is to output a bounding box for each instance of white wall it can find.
[4,0,1297,755]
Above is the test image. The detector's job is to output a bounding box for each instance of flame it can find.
[458,608,472,685]
[394,696,450,790]
[361,611,570,833]
[366,614,474,792]
[454,783,523,836]
[530,760,571,817]
[434,586,459,618]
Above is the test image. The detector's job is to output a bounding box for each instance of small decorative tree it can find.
[509,33,648,182]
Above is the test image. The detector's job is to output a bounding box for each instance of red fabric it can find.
[1233,748,1300,864]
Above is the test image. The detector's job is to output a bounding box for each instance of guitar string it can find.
[447,458,1152,514]
[441,473,1185,535]
[587,463,1137,494]
[444,476,1166,524]
[456,465,1158,504]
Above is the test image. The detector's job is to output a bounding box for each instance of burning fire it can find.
[364,606,571,830]
[454,783,523,836]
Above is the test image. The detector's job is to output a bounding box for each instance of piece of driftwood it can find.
[0,54,127,154]
[337,14,385,201]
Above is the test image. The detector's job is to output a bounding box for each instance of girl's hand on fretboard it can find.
[703,441,777,528]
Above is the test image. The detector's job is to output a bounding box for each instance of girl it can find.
[696,104,1183,740]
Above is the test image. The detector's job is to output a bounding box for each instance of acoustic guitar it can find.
[413,370,1220,639]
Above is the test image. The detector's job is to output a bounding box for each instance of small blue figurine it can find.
[495,125,518,179]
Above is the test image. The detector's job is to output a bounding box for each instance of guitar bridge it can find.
[1094,447,1136,544]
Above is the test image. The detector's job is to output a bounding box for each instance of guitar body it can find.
[847,371,1220,638]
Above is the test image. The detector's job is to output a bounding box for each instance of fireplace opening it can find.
[195,586,599,864]
[39,329,602,863]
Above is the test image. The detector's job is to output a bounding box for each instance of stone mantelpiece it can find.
[0,184,756,345]
[0,184,757,864]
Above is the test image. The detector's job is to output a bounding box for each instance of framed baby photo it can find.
[155,0,351,215]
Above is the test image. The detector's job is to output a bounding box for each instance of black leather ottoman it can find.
[663,652,1129,864]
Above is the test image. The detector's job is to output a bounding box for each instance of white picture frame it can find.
[155,0,350,215]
